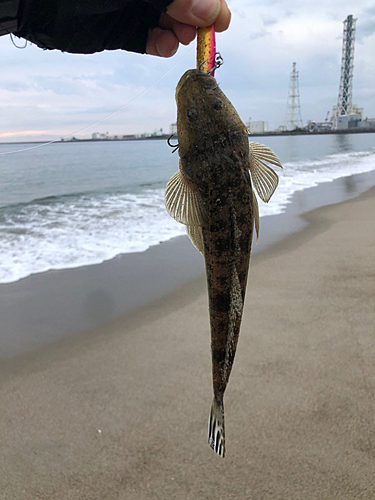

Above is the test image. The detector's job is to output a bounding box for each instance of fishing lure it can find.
[196,25,217,75]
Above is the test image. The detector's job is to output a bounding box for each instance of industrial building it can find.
[247,121,268,134]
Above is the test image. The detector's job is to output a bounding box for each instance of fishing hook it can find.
[207,53,224,76]
[167,133,179,154]
[199,59,208,72]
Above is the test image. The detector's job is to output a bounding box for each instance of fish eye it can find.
[186,108,197,120]
[213,98,223,110]
[205,84,218,95]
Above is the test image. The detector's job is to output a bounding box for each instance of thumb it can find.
[166,0,221,27]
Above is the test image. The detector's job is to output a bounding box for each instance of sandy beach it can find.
[1,185,375,498]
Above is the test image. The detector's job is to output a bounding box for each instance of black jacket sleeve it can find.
[4,0,174,54]
[0,0,20,35]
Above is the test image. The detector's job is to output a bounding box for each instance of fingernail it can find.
[191,0,220,23]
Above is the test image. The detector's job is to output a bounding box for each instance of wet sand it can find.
[0,187,375,498]
[1,169,374,360]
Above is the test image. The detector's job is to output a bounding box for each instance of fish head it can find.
[176,70,224,156]
[175,68,215,100]
[175,70,248,169]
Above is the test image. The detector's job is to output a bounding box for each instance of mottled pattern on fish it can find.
[165,69,282,457]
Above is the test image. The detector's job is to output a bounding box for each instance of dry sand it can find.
[0,188,374,499]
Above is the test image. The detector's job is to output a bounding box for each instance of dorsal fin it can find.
[248,142,282,203]
[165,162,206,226]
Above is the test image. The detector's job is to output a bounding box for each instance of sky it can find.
[0,0,374,142]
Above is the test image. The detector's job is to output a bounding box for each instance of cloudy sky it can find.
[1,0,374,142]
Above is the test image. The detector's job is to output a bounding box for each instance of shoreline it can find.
[1,177,374,498]
[1,128,375,145]
[0,168,375,360]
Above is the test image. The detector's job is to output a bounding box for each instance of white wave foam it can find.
[0,191,185,283]
[1,148,374,284]
[259,149,375,217]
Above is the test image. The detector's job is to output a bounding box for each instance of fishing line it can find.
[10,33,28,49]
[0,46,194,156]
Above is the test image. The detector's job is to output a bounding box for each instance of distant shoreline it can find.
[1,127,374,145]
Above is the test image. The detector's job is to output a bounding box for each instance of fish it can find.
[165,69,282,457]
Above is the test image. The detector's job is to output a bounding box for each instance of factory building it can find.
[247,121,268,134]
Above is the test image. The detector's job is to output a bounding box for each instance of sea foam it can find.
[0,146,374,284]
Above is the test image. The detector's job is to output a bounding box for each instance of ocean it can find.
[0,133,374,284]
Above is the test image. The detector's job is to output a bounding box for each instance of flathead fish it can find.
[165,69,282,457]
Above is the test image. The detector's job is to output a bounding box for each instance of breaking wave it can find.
[0,142,374,284]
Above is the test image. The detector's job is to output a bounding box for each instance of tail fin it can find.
[208,398,225,458]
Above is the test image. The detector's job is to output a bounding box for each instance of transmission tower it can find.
[336,15,357,116]
[285,62,303,130]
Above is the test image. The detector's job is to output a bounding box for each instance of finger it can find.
[166,0,221,27]
[173,22,197,45]
[159,14,197,46]
[146,27,179,58]
[214,0,231,32]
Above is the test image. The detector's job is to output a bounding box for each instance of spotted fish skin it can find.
[165,69,282,458]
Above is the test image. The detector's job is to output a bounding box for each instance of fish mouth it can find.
[175,69,215,99]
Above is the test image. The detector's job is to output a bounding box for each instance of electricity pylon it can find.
[285,62,303,130]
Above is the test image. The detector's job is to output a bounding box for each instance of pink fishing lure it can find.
[196,25,216,76]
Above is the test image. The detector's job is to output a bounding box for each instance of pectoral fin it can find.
[165,163,206,254]
[165,162,206,226]
[186,224,205,255]
[252,189,260,241]
[248,142,282,203]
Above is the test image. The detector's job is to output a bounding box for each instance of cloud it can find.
[357,5,375,40]
[33,76,89,95]
[0,0,374,140]
[0,81,31,92]
[262,15,278,27]
[248,29,268,41]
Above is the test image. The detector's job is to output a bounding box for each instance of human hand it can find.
[147,0,231,57]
